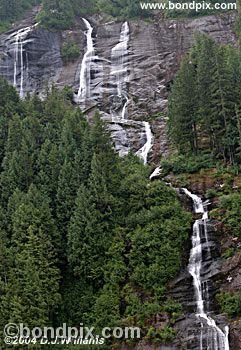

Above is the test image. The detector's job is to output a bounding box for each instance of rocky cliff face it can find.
[0,11,237,161]
[169,216,229,349]
[0,10,239,349]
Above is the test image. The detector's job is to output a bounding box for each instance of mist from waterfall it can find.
[183,189,229,350]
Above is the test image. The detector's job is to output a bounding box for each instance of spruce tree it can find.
[1,186,60,332]
[168,56,198,153]
[67,154,113,286]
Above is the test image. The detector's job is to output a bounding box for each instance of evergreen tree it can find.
[37,140,61,208]
[209,46,234,161]
[67,153,113,286]
[168,56,198,153]
[0,0,41,22]
[38,0,75,29]
[169,34,241,166]
[0,78,195,344]
[1,186,60,332]
[1,226,60,328]
[90,114,119,193]
[192,34,217,149]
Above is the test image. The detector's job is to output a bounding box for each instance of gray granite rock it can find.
[0,12,237,160]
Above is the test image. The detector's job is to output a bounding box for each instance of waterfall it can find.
[76,18,95,105]
[110,22,129,120]
[136,122,153,165]
[183,188,229,350]
[9,25,36,98]
[149,166,161,180]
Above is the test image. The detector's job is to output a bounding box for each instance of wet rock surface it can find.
[0,12,237,160]
[0,10,239,349]
[219,237,241,349]
[0,26,62,96]
[229,320,241,349]
[168,219,229,349]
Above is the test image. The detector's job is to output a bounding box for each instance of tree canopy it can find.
[0,79,191,348]
[168,34,241,166]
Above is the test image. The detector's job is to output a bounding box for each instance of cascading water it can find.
[74,20,151,161]
[9,25,36,98]
[183,188,229,350]
[136,122,153,165]
[76,18,95,105]
[110,22,129,120]
[149,166,161,180]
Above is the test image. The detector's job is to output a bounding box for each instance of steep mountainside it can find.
[0,11,236,161]
[0,6,240,350]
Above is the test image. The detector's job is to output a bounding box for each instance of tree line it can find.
[1,0,235,31]
[0,79,191,348]
[0,0,41,23]
[168,34,241,166]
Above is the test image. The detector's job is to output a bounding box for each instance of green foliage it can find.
[235,0,241,42]
[222,247,235,259]
[61,41,80,63]
[37,0,97,29]
[1,0,235,31]
[37,0,75,29]
[0,186,61,337]
[163,300,182,315]
[168,55,198,153]
[93,286,121,330]
[158,326,176,342]
[124,292,162,327]
[97,0,232,19]
[0,78,192,346]
[0,0,41,23]
[97,0,151,18]
[169,34,241,167]
[161,153,216,175]
[38,0,152,29]
[217,291,241,317]
[0,21,10,33]
[219,193,241,237]
[205,188,218,199]
[71,0,97,16]
[146,325,176,343]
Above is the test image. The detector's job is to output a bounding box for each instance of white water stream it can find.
[74,19,153,163]
[76,18,95,104]
[136,121,153,165]
[183,188,229,350]
[110,21,129,120]
[9,24,37,98]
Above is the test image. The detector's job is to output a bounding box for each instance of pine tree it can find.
[226,47,241,163]
[2,226,60,328]
[1,186,60,331]
[38,0,75,29]
[192,34,217,150]
[209,46,234,161]
[10,185,60,250]
[56,110,87,238]
[90,114,120,194]
[168,55,198,153]
[37,140,61,208]
[56,158,77,237]
[67,154,113,286]
[0,115,43,203]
